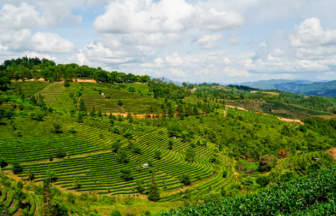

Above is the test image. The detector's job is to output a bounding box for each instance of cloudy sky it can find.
[1,0,336,83]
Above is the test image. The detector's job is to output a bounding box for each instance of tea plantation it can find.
[0,57,336,215]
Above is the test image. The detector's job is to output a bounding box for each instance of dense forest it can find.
[0,57,335,215]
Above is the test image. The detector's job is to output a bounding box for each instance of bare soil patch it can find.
[326,147,336,162]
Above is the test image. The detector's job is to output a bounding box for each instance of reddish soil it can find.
[326,147,336,162]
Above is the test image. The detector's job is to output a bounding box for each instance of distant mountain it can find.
[293,80,336,97]
[239,79,314,90]
[151,76,228,86]
[273,82,311,92]
[150,77,336,97]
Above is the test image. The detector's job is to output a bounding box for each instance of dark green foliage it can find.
[12,161,23,174]
[56,148,66,158]
[0,71,10,87]
[123,131,132,139]
[53,123,62,133]
[0,157,7,169]
[148,175,160,202]
[17,181,23,189]
[168,140,173,150]
[222,171,228,178]
[117,100,123,106]
[111,209,122,216]
[120,168,133,181]
[168,125,181,137]
[117,150,129,164]
[67,193,76,204]
[79,98,87,113]
[280,171,294,182]
[133,144,141,154]
[179,174,191,185]
[307,163,320,174]
[256,176,270,187]
[185,147,195,162]
[111,140,121,153]
[159,166,336,215]
[154,150,161,160]
[64,80,70,87]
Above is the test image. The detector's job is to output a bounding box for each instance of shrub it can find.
[67,193,76,204]
[12,161,23,174]
[180,174,191,185]
[256,176,270,187]
[17,181,23,189]
[111,210,122,216]
[120,168,133,181]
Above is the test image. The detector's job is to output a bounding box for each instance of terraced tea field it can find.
[36,82,65,106]
[1,115,234,201]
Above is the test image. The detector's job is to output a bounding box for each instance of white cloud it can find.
[0,1,82,30]
[0,3,49,29]
[197,34,223,49]
[194,8,244,31]
[94,0,195,33]
[271,48,285,57]
[223,67,250,77]
[290,17,336,47]
[93,0,244,33]
[31,32,77,53]
[170,68,186,77]
[165,52,183,66]
[0,29,76,54]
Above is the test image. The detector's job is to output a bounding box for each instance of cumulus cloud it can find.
[0,3,49,29]
[194,8,245,31]
[94,0,195,33]
[0,1,82,29]
[0,29,76,54]
[165,52,183,66]
[197,34,223,49]
[94,0,244,33]
[290,17,336,47]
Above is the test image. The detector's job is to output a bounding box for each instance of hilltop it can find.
[0,57,336,215]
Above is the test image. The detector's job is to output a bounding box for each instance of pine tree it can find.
[148,174,160,201]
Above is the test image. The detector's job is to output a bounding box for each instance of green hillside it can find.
[0,57,336,216]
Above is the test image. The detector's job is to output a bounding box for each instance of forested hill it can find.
[293,80,336,97]
[0,56,336,215]
[0,56,151,85]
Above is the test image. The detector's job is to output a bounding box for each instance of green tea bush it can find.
[158,166,336,215]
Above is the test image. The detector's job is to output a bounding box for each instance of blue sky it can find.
[1,0,336,83]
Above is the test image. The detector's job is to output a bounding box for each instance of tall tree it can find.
[148,174,160,201]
